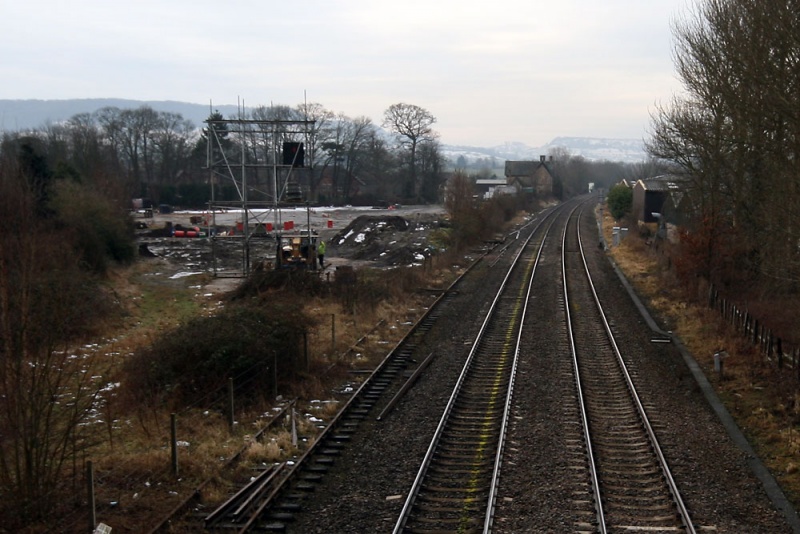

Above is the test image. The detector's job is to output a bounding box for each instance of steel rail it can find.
[567,203,696,533]
[392,203,565,534]
[561,202,607,533]
[482,211,557,533]
[147,401,294,533]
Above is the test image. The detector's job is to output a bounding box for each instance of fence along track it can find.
[392,205,564,533]
[563,205,695,533]
[147,402,294,533]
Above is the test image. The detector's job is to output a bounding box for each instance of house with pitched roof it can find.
[504,156,555,197]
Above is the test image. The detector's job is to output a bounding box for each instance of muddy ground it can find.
[134,205,448,293]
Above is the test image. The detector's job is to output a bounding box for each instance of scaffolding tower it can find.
[204,110,316,277]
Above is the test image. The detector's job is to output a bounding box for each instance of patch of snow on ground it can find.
[169,271,204,279]
[338,229,355,245]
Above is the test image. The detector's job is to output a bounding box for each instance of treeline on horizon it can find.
[0,100,658,210]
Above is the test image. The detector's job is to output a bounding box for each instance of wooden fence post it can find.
[331,313,336,354]
[87,460,96,532]
[273,353,278,399]
[303,331,309,371]
[170,413,178,477]
[228,378,235,431]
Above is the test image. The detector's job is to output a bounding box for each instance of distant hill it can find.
[0,98,240,131]
[0,98,647,163]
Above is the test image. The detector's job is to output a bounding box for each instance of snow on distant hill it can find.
[443,137,647,165]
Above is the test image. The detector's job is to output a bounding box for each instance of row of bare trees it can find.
[203,101,443,204]
[4,101,445,207]
[544,147,668,199]
[647,0,800,288]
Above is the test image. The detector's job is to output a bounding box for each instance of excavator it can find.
[276,233,319,269]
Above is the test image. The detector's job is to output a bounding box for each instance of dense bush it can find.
[229,267,326,300]
[122,302,314,409]
[49,179,136,272]
[606,184,633,220]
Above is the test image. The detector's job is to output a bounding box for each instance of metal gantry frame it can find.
[204,109,316,277]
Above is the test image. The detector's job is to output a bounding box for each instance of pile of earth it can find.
[328,215,443,267]
[133,208,449,281]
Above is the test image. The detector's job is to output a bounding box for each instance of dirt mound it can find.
[133,207,447,281]
[329,215,436,267]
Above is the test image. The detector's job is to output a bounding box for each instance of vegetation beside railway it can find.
[600,206,800,512]
[5,178,799,530]
[0,168,528,531]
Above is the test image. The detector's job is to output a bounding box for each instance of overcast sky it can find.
[2,0,691,147]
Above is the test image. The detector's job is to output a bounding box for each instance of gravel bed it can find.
[281,203,795,533]
[578,209,791,532]
[284,246,518,533]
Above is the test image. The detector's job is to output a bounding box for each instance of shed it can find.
[475,178,512,199]
[632,175,684,223]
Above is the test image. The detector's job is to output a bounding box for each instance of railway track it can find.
[147,402,295,533]
[177,211,552,533]
[391,203,568,533]
[198,305,453,532]
[563,204,695,533]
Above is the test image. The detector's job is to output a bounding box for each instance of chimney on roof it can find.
[540,155,546,163]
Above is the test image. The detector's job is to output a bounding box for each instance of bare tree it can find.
[295,101,334,170]
[416,138,445,203]
[382,103,437,201]
[647,0,800,284]
[0,146,113,527]
[358,129,397,201]
[151,111,194,186]
[444,170,478,251]
[341,116,376,201]
[319,114,349,202]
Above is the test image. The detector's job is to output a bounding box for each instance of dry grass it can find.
[44,251,461,533]
[600,206,800,507]
[243,431,295,464]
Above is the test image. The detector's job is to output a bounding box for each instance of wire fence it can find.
[708,284,800,376]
